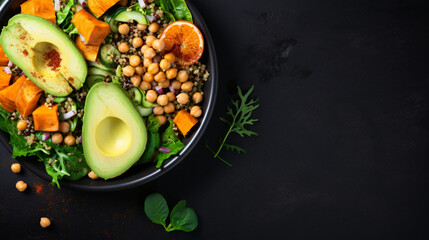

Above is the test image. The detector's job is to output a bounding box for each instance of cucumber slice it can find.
[86,75,104,88]
[88,67,113,76]
[136,105,153,117]
[106,7,127,33]
[127,87,142,106]
[99,44,120,68]
[88,61,113,72]
[140,90,155,108]
[114,11,149,25]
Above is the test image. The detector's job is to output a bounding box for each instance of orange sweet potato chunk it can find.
[72,9,111,46]
[173,110,199,137]
[0,44,9,65]
[32,104,59,132]
[88,0,120,18]
[21,0,56,24]
[0,67,12,91]
[75,36,100,62]
[16,79,43,117]
[0,76,26,113]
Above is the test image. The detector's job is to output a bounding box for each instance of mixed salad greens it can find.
[0,0,207,187]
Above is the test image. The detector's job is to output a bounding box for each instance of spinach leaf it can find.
[168,0,193,23]
[154,120,184,168]
[169,207,198,232]
[144,193,169,227]
[170,200,186,222]
[147,116,160,133]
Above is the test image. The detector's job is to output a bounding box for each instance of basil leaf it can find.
[170,200,186,222]
[144,193,169,227]
[170,207,198,232]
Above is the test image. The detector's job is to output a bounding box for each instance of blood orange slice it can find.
[160,21,204,66]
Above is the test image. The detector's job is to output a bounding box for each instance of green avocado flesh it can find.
[82,82,147,179]
[0,14,87,96]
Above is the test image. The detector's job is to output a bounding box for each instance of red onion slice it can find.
[138,0,146,8]
[155,86,164,94]
[63,110,77,120]
[78,0,87,7]
[54,0,60,12]
[169,86,175,94]
[7,60,13,67]
[159,147,170,153]
[77,136,83,143]
[79,34,88,45]
[146,15,155,23]
[3,67,11,75]
[42,133,50,141]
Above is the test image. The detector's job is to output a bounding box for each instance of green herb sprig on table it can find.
[206,85,259,166]
[144,193,198,232]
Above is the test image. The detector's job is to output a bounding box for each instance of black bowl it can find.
[0,0,217,191]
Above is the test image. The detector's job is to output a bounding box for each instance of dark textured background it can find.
[1,0,429,239]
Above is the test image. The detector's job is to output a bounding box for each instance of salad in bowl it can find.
[0,0,215,189]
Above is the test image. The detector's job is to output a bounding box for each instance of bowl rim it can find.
[0,0,218,191]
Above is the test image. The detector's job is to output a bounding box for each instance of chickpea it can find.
[141,44,150,54]
[166,92,175,102]
[153,106,164,115]
[64,135,76,146]
[192,92,203,104]
[147,62,159,74]
[118,42,130,53]
[156,115,167,126]
[164,53,176,63]
[166,68,177,79]
[59,122,70,133]
[122,65,135,77]
[11,163,21,173]
[148,22,160,33]
[137,23,148,31]
[146,90,158,102]
[52,133,63,144]
[159,59,171,71]
[154,71,166,83]
[129,55,141,67]
[143,72,154,82]
[158,79,170,88]
[131,75,142,87]
[142,58,151,68]
[152,39,165,52]
[176,93,189,104]
[164,102,175,114]
[135,66,144,75]
[118,24,130,35]
[190,106,202,118]
[176,70,189,82]
[16,180,27,192]
[157,94,168,106]
[143,47,156,59]
[181,81,194,92]
[40,217,51,228]
[171,80,181,90]
[88,171,98,180]
[132,37,144,48]
[17,120,27,131]
[146,35,157,46]
[139,81,151,91]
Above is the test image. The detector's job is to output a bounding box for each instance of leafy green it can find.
[56,0,79,38]
[144,193,169,228]
[206,85,259,166]
[144,193,198,232]
[154,0,192,23]
[154,120,184,168]
[147,116,160,133]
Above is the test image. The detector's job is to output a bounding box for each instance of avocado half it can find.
[82,83,147,179]
[0,14,87,96]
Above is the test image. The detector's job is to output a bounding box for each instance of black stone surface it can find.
[1,0,429,239]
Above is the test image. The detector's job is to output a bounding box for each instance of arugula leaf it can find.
[144,193,169,228]
[206,85,259,165]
